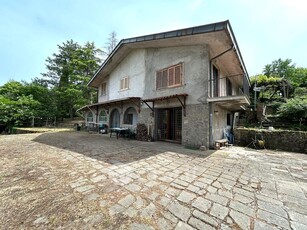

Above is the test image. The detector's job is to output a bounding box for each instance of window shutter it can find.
[162,69,168,88]
[125,77,129,89]
[101,82,106,95]
[175,65,181,85]
[156,71,162,89]
[169,67,174,86]
[156,63,183,89]
[120,78,124,90]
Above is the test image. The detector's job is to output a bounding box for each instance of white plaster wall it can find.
[102,49,146,102]
[215,66,241,97]
[144,45,209,105]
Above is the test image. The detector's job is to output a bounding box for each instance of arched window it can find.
[99,110,107,123]
[124,107,138,125]
[86,111,94,122]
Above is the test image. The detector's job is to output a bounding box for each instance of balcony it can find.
[207,94,250,111]
[208,72,250,111]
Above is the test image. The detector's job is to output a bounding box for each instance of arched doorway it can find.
[110,109,120,128]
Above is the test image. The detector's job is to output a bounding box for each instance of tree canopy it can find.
[0,40,103,129]
[41,40,102,118]
[250,58,307,124]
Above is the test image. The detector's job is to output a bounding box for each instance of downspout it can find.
[208,45,234,148]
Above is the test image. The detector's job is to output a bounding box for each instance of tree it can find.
[23,80,57,118]
[291,67,307,87]
[263,58,295,79]
[250,59,307,126]
[0,81,42,128]
[41,40,102,118]
[103,31,118,57]
[0,81,25,100]
[278,97,307,122]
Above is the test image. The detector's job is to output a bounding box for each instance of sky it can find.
[1,0,307,86]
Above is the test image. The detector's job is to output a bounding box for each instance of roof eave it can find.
[87,20,230,87]
[225,22,250,86]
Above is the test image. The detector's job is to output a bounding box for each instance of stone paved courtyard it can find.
[0,131,307,229]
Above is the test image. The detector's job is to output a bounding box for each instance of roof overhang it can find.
[88,20,250,88]
[207,95,251,112]
[77,97,141,112]
[142,93,188,102]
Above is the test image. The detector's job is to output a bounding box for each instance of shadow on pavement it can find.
[32,131,215,165]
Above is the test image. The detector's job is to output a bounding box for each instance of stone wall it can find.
[138,108,154,139]
[138,104,210,148]
[182,104,209,148]
[234,128,307,153]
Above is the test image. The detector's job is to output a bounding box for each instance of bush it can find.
[278,97,307,121]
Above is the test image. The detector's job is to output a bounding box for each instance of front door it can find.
[156,107,182,143]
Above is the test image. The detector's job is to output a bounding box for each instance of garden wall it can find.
[234,128,307,153]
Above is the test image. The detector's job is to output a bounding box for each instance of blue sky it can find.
[1,0,306,86]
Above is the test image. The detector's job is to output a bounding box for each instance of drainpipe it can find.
[208,45,234,148]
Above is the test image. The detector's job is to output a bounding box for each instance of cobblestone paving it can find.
[0,131,307,229]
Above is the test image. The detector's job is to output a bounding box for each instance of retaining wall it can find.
[234,128,307,153]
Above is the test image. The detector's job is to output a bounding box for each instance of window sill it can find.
[156,84,183,91]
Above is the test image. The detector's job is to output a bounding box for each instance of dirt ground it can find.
[0,130,306,230]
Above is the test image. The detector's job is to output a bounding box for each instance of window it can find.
[120,77,129,90]
[125,114,133,125]
[100,82,107,96]
[86,111,93,123]
[98,110,107,122]
[156,63,182,90]
[124,107,138,125]
[213,65,219,97]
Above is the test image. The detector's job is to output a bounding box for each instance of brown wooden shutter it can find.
[168,67,174,86]
[162,69,168,88]
[156,71,162,89]
[175,65,181,85]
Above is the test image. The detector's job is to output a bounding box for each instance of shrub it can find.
[278,97,307,121]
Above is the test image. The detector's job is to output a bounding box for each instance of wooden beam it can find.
[176,95,186,116]
[143,101,153,112]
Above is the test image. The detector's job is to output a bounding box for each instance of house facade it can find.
[78,20,250,148]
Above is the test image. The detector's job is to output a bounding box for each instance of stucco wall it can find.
[98,49,146,102]
[144,45,209,104]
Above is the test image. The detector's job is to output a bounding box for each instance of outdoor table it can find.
[109,128,128,139]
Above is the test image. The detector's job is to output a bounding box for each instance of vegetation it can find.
[41,40,102,118]
[250,58,307,129]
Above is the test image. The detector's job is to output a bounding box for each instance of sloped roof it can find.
[77,97,141,112]
[88,20,249,88]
